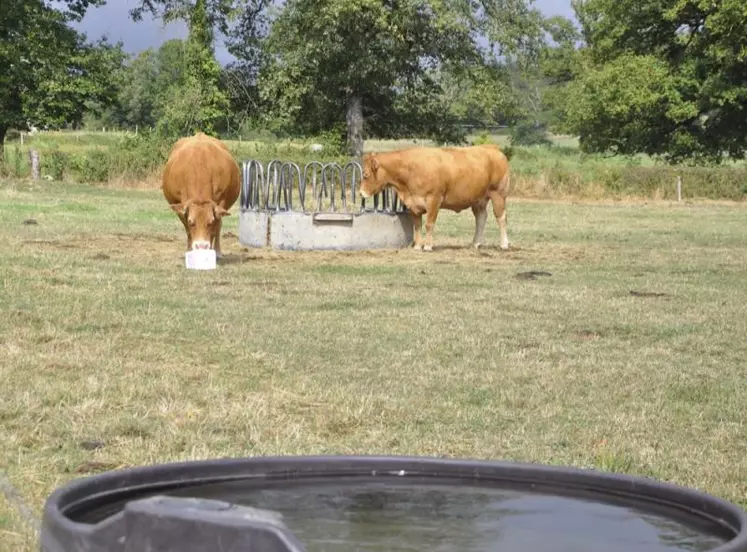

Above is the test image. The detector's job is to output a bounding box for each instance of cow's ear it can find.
[170,202,187,215]
[213,204,231,218]
[370,155,379,171]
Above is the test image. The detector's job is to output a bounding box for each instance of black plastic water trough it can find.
[41,455,747,552]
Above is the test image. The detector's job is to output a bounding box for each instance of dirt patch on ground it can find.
[575,330,603,341]
[21,239,79,250]
[629,290,670,298]
[15,228,605,276]
[515,270,553,280]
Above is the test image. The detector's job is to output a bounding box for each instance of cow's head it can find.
[359,153,385,199]
[170,199,231,250]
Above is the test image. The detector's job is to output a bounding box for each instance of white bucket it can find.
[185,249,217,270]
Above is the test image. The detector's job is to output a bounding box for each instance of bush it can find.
[73,149,110,183]
[107,130,173,180]
[42,149,70,181]
[0,145,27,178]
[236,120,277,142]
[471,132,492,146]
[510,122,553,147]
[312,124,347,156]
[502,145,514,161]
[3,129,744,202]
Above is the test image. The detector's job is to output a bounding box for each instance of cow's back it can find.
[162,134,240,208]
[381,146,478,182]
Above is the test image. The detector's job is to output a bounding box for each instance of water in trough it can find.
[159,476,728,552]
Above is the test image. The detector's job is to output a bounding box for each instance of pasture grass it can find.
[1,178,747,550]
[0,486,36,551]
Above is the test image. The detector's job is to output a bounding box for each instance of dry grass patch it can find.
[0,496,36,552]
[1,179,746,549]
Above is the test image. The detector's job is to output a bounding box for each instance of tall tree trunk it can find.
[346,95,363,160]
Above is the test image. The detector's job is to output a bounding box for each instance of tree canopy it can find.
[0,0,123,148]
[154,0,230,136]
[565,0,747,163]
[255,0,546,155]
[96,39,189,130]
[3,0,745,166]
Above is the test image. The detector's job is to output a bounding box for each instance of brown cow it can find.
[161,132,240,257]
[359,143,510,251]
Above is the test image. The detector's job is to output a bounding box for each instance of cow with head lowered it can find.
[161,132,240,257]
[359,144,511,251]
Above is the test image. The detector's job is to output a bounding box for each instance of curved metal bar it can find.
[303,161,325,213]
[343,161,362,213]
[280,162,302,212]
[392,189,403,213]
[240,158,407,215]
[241,160,265,211]
[241,160,251,210]
[322,163,343,212]
[266,159,283,211]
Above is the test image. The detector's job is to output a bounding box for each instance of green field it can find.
[3,130,747,202]
[1,177,746,550]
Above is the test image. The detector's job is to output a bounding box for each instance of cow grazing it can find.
[359,144,510,251]
[161,132,240,257]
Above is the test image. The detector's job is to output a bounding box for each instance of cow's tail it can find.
[498,167,511,197]
[493,165,511,250]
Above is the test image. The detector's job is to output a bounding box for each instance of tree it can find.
[100,39,189,130]
[0,0,121,150]
[257,0,544,157]
[439,64,518,129]
[131,0,231,136]
[502,14,581,144]
[130,0,238,35]
[220,62,262,134]
[536,15,581,134]
[25,37,126,130]
[566,0,747,164]
[154,39,190,92]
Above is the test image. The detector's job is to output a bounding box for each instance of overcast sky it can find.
[72,0,576,65]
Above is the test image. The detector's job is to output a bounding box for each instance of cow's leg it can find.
[489,191,509,250]
[213,218,223,258]
[471,199,489,249]
[423,198,442,252]
[177,213,192,251]
[411,212,423,250]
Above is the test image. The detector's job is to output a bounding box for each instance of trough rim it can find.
[42,454,747,552]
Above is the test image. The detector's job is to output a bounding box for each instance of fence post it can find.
[676,175,682,202]
[29,149,40,180]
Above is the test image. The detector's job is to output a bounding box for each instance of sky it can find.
[72,0,576,65]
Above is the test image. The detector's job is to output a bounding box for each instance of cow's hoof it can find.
[500,243,510,251]
[472,243,481,250]
[423,245,433,252]
[412,243,423,251]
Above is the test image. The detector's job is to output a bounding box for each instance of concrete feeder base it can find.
[238,210,413,251]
